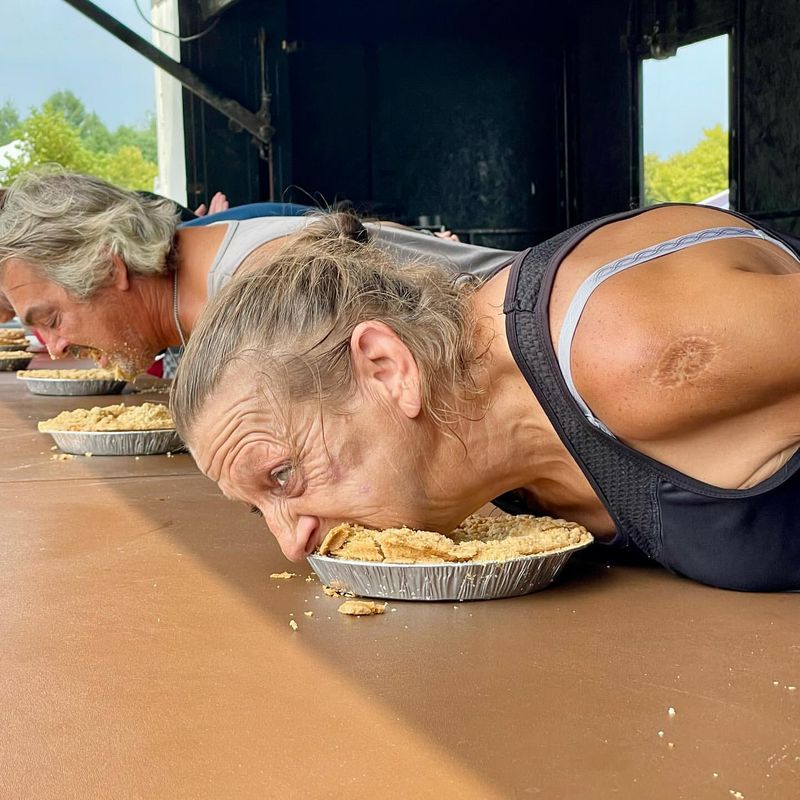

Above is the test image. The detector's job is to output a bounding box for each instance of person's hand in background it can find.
[434,230,460,242]
[194,192,230,216]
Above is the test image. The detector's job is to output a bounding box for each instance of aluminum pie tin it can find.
[307,539,592,602]
[43,428,183,456]
[17,375,127,396]
[0,343,29,352]
[0,355,33,371]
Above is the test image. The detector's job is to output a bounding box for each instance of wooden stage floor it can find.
[1,356,798,799]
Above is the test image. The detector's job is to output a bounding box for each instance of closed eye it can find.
[249,505,263,517]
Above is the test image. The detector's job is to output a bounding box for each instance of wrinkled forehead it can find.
[188,368,296,473]
[0,259,91,327]
[0,259,70,315]
[1,257,61,296]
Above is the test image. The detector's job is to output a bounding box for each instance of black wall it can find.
[180,0,287,212]
[180,0,564,248]
[742,0,800,232]
[179,0,800,242]
[284,2,563,247]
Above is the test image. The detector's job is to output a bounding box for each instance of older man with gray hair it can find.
[0,169,516,377]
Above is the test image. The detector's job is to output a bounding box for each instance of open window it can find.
[640,34,730,208]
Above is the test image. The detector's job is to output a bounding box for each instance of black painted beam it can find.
[199,0,243,20]
[61,0,272,146]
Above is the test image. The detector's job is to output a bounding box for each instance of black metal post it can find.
[61,0,272,146]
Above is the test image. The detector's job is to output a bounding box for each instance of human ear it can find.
[350,321,422,419]
[109,253,131,291]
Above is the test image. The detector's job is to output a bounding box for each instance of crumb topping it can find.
[338,600,386,616]
[64,346,137,380]
[38,402,174,432]
[18,368,124,381]
[318,514,592,564]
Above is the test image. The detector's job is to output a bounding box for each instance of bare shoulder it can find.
[569,247,800,442]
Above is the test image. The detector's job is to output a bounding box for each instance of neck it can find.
[413,270,570,530]
[132,271,181,351]
[418,367,566,531]
[172,224,229,335]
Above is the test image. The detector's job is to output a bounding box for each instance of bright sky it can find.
[642,34,729,159]
[1,0,156,128]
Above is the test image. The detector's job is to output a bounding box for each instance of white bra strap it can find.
[556,225,799,436]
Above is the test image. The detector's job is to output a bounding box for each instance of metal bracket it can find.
[61,0,273,148]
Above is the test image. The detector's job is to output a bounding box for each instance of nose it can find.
[262,509,321,561]
[39,330,69,359]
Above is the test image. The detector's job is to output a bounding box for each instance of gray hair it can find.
[0,168,179,298]
[171,212,482,444]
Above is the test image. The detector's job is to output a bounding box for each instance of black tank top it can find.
[499,205,800,591]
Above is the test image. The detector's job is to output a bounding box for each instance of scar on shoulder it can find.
[650,336,720,388]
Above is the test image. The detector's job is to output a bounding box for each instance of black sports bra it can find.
[499,204,800,591]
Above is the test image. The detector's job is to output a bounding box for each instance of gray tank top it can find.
[205,217,517,296]
[206,217,307,297]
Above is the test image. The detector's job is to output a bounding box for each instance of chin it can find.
[355,512,448,535]
[403,510,472,535]
[107,349,157,379]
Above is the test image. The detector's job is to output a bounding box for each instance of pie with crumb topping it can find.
[38,402,174,432]
[18,368,123,381]
[317,514,592,564]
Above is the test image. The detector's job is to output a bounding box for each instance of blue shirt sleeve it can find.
[179,202,315,227]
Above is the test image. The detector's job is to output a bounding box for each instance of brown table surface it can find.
[1,357,798,799]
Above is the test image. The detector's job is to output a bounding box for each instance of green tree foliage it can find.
[644,125,728,204]
[44,91,157,163]
[0,90,157,191]
[43,90,87,130]
[106,117,158,164]
[98,144,158,189]
[0,101,20,146]
[2,108,96,177]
